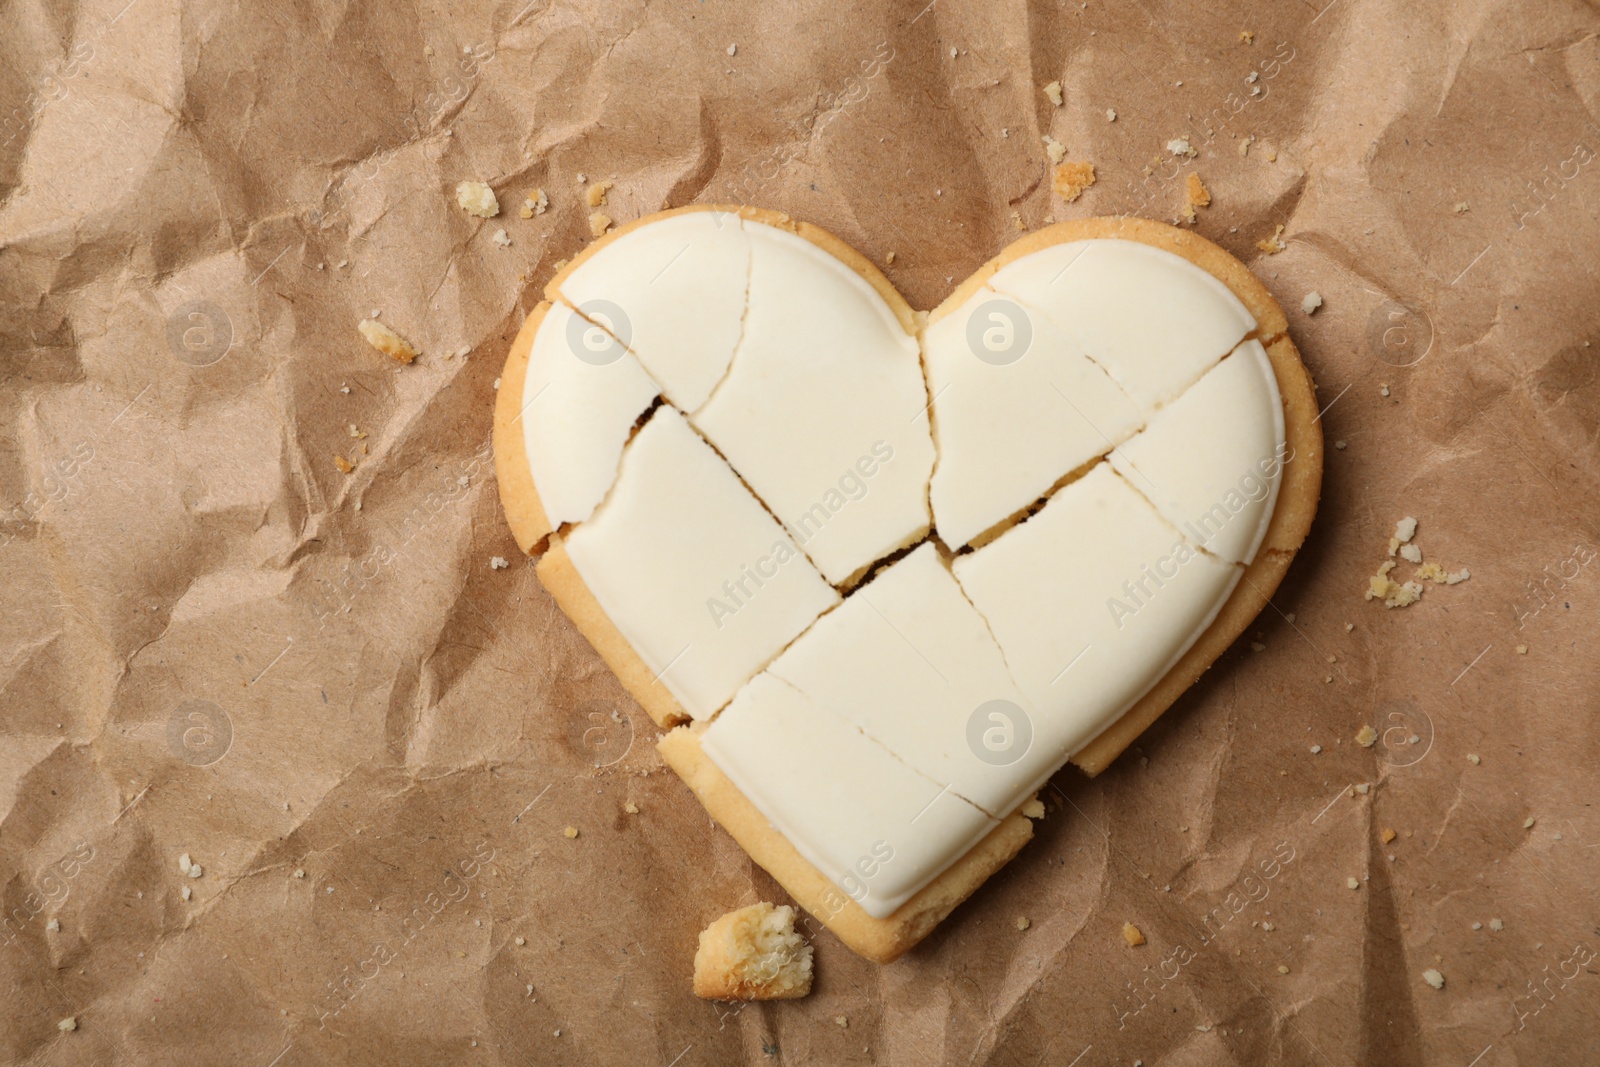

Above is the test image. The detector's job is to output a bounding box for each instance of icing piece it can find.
[986,238,1256,414]
[690,221,935,585]
[555,211,751,411]
[702,671,1000,920]
[521,302,660,528]
[1110,340,1286,565]
[564,407,839,719]
[766,543,1043,817]
[952,463,1242,757]
[923,287,1144,549]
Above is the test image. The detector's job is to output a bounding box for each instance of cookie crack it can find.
[761,673,1002,821]
[1108,467,1239,567]
[686,219,754,418]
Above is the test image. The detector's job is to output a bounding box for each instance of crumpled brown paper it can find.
[3,0,1599,1063]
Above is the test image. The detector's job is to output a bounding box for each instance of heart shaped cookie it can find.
[494,207,1321,963]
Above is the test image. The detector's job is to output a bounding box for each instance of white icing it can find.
[923,287,1144,549]
[521,302,660,528]
[702,671,999,919]
[952,463,1242,757]
[1110,340,1286,565]
[563,407,839,719]
[765,543,1041,817]
[692,221,935,584]
[529,221,1292,911]
[985,238,1256,414]
[556,211,751,411]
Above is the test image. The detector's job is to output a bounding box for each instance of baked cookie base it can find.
[494,207,1322,959]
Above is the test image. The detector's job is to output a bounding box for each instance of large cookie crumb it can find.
[693,903,813,1000]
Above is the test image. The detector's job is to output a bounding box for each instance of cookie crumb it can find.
[490,556,510,570]
[834,1015,849,1028]
[1489,918,1504,931]
[1010,210,1027,232]
[1347,877,1360,890]
[693,903,813,1000]
[624,801,640,814]
[1356,783,1370,795]
[1122,922,1146,946]
[1515,644,1528,655]
[1467,753,1481,765]
[1052,161,1096,202]
[1310,745,1323,754]
[58,1017,77,1032]
[588,212,613,237]
[1021,798,1046,819]
[1262,921,1275,931]
[1015,916,1031,931]
[1355,725,1377,748]
[1256,224,1286,254]
[1454,201,1470,213]
[1240,30,1255,43]
[334,455,355,474]
[1276,964,1289,974]
[293,868,306,878]
[1302,291,1323,314]
[359,319,419,364]
[455,180,499,218]
[515,936,527,946]
[1106,108,1117,122]
[725,43,737,56]
[1422,968,1445,990]
[885,251,897,265]
[562,826,579,839]
[585,180,614,208]
[46,918,60,932]
[1181,172,1210,223]
[1042,135,1067,164]
[1166,137,1196,157]
[181,885,191,901]
[1399,543,1422,564]
[1238,134,1255,158]
[1523,816,1536,828]
[1043,81,1063,106]
[1366,560,1423,608]
[1380,384,1391,397]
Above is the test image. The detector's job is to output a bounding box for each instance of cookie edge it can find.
[535,539,691,728]
[659,722,1037,964]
